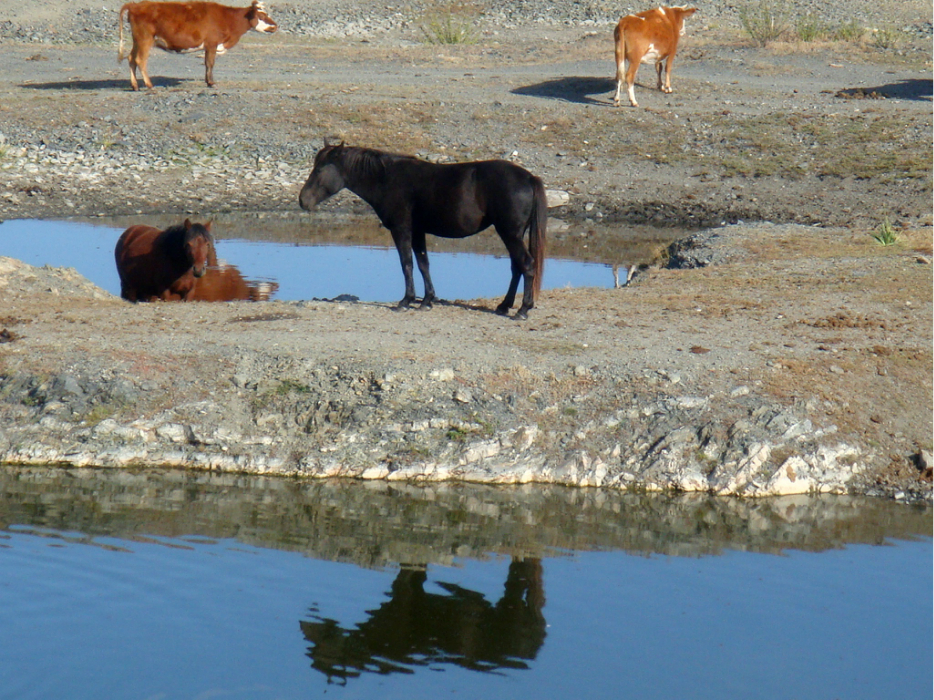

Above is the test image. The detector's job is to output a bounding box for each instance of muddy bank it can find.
[1,221,931,502]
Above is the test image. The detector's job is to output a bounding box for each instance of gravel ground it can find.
[0,0,931,501]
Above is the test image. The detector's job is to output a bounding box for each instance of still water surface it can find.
[0,213,671,302]
[0,467,930,700]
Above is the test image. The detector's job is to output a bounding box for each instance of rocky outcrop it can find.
[2,356,924,501]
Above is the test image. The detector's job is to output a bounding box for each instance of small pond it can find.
[0,467,930,699]
[0,213,679,302]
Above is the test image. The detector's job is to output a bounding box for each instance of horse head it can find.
[299,142,347,211]
[183,219,214,278]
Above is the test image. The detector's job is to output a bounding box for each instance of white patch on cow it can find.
[215,45,227,55]
[658,7,666,16]
[253,19,274,32]
[640,43,661,64]
[161,36,204,53]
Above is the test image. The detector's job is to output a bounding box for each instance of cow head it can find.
[671,6,697,36]
[248,1,278,33]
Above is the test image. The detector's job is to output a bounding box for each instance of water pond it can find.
[0,467,930,700]
[0,213,679,302]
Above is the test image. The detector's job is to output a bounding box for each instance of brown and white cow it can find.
[117,1,278,91]
[613,6,696,107]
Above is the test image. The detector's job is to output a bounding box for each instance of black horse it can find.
[299,143,547,319]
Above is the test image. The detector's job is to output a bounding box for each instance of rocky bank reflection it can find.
[1,467,930,680]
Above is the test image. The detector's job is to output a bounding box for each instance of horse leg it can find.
[391,227,418,310]
[412,231,435,309]
[495,259,522,316]
[495,229,535,319]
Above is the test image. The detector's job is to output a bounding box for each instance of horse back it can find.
[115,224,161,259]
[405,159,540,237]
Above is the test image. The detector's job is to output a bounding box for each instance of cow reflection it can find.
[301,557,546,682]
[189,249,278,302]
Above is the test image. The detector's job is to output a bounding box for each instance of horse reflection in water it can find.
[301,558,546,682]
[188,246,279,302]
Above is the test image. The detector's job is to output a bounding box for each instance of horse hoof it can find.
[495,304,510,316]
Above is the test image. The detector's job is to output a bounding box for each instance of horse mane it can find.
[160,222,212,265]
[334,145,416,181]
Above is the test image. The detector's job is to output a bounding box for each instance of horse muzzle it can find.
[298,187,321,211]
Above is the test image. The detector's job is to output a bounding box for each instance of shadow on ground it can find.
[512,76,616,105]
[836,78,932,101]
[20,77,186,90]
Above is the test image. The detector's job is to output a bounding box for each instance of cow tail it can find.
[117,5,129,62]
[528,176,547,299]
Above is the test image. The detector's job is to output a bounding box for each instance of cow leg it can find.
[624,59,640,107]
[411,231,435,309]
[656,60,665,91]
[132,39,155,91]
[129,32,155,90]
[613,58,626,106]
[128,44,142,91]
[204,45,218,87]
[661,55,675,93]
[390,227,418,310]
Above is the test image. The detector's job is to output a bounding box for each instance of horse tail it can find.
[117,4,129,63]
[528,176,547,299]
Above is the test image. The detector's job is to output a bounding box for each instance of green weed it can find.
[419,2,480,45]
[446,425,471,441]
[738,0,791,46]
[833,20,864,42]
[794,13,828,42]
[870,26,902,50]
[276,379,311,395]
[872,219,899,246]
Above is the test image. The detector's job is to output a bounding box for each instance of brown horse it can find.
[114,219,214,301]
[299,143,547,319]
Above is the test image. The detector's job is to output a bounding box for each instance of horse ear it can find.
[204,220,213,231]
[183,218,192,229]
